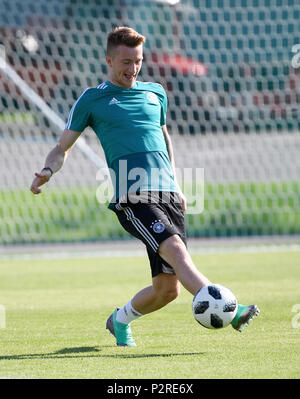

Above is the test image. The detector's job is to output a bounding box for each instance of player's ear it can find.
[106,55,111,67]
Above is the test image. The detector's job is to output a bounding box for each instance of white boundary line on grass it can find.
[0,243,300,261]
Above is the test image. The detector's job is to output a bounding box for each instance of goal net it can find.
[0,0,299,244]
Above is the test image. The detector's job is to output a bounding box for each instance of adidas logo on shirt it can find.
[109,97,120,105]
[97,83,108,90]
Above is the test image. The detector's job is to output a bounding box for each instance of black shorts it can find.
[112,192,187,278]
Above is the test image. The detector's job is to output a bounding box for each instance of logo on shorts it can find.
[150,220,165,233]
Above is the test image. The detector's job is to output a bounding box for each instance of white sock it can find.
[116,299,143,325]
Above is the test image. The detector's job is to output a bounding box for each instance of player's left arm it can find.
[162,124,187,212]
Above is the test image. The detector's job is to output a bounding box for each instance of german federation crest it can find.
[150,220,165,233]
[146,92,159,104]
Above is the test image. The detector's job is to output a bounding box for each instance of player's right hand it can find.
[30,170,52,194]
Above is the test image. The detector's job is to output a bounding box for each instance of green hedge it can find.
[1,181,299,244]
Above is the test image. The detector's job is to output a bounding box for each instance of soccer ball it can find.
[192,284,238,329]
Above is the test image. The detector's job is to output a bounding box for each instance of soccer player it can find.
[30,27,259,346]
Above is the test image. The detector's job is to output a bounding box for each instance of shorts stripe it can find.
[123,207,159,252]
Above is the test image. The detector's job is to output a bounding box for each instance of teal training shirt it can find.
[65,80,178,205]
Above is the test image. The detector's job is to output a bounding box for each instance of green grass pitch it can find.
[0,249,299,379]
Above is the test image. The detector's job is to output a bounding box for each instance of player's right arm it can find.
[30,129,81,194]
[30,87,92,194]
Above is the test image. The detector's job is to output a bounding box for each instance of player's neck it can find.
[108,77,137,90]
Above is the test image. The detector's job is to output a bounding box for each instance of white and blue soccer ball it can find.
[192,284,238,329]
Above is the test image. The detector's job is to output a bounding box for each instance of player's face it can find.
[106,44,143,88]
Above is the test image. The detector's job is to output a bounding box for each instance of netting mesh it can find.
[0,0,300,244]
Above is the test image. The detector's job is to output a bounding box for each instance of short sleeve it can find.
[65,88,91,132]
[160,88,168,126]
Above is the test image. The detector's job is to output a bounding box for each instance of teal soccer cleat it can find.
[106,308,137,347]
[231,304,260,332]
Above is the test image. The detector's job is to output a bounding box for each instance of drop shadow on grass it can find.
[0,346,205,360]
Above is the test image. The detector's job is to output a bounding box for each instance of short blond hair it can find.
[107,26,146,56]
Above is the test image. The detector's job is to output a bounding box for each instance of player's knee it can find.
[153,273,180,304]
[157,282,180,304]
[167,285,180,302]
